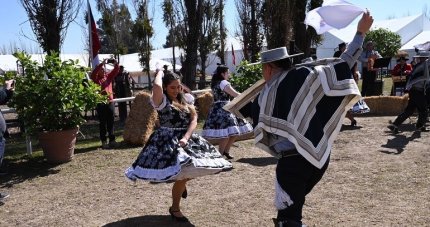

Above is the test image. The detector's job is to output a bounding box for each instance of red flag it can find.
[88,0,101,70]
[231,44,236,65]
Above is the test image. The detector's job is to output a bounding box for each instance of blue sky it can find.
[0,0,428,54]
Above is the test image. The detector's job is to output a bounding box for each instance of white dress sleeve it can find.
[219,80,231,91]
[150,94,167,110]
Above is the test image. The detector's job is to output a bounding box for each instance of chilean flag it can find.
[87,0,101,70]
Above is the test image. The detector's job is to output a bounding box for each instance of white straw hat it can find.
[249,47,303,65]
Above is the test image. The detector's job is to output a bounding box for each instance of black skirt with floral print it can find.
[125,95,232,182]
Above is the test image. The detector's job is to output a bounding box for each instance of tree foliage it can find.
[19,0,82,54]
[365,28,402,58]
[262,0,322,60]
[235,0,264,62]
[229,60,262,92]
[198,0,222,89]
[10,52,105,134]
[293,0,322,57]
[162,0,179,71]
[132,0,153,89]
[262,0,295,49]
[215,0,227,65]
[170,0,204,89]
[95,0,136,56]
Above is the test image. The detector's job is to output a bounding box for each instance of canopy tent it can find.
[119,53,181,72]
[0,53,181,73]
[412,40,430,51]
[316,13,430,71]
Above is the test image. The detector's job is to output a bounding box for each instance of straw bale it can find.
[363,95,409,116]
[123,91,158,145]
[195,92,213,120]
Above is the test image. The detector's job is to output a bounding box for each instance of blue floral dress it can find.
[201,80,253,139]
[125,95,232,182]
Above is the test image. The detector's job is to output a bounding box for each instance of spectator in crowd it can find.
[333,42,347,58]
[91,59,120,149]
[388,51,430,133]
[359,40,382,96]
[114,66,134,124]
[392,56,413,77]
[125,70,232,223]
[0,79,14,201]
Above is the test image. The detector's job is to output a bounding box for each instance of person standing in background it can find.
[333,42,347,58]
[0,79,14,201]
[91,59,120,149]
[114,66,134,124]
[388,51,430,133]
[359,40,382,96]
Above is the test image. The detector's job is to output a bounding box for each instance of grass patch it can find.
[3,119,127,162]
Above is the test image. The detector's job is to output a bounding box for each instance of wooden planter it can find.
[38,128,79,164]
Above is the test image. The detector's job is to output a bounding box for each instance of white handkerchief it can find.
[305,0,365,34]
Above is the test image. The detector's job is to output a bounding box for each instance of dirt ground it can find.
[0,116,429,227]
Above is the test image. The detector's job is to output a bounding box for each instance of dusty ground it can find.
[0,116,429,227]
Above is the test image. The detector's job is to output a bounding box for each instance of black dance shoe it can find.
[169,207,189,222]
[350,119,357,126]
[182,188,188,199]
[224,152,234,160]
[387,124,399,134]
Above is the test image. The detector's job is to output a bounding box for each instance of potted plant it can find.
[9,52,106,163]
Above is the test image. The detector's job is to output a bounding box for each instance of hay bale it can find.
[363,95,409,116]
[195,92,213,120]
[123,91,158,145]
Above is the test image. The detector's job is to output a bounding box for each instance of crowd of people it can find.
[388,51,430,133]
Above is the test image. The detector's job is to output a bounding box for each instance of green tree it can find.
[365,28,401,58]
[235,0,264,62]
[184,0,204,89]
[133,0,153,89]
[262,0,322,60]
[161,0,204,89]
[293,0,322,57]
[162,0,178,72]
[95,0,135,57]
[262,0,295,49]
[19,0,82,54]
[229,60,262,92]
[215,0,226,65]
[198,0,222,89]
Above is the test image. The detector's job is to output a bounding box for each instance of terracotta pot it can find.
[38,128,79,164]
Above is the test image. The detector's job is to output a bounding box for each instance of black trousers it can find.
[118,102,127,123]
[276,154,330,225]
[96,102,116,143]
[115,86,128,122]
[393,88,428,127]
[361,67,376,97]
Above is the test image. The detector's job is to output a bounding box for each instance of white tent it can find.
[317,13,430,61]
[119,53,182,72]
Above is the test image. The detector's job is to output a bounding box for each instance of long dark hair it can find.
[211,64,229,88]
[162,71,186,105]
